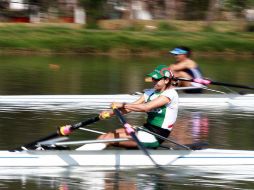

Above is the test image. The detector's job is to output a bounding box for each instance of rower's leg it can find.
[174,71,193,87]
[98,128,137,148]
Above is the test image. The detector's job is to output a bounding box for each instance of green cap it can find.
[147,65,172,79]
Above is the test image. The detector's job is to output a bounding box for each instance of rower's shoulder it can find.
[162,88,179,97]
[184,59,198,67]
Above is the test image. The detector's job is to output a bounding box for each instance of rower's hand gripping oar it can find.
[176,77,254,90]
[111,105,160,167]
[15,113,110,150]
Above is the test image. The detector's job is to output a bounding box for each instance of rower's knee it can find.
[178,71,192,79]
[98,132,114,140]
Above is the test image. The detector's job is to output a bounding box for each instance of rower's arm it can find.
[170,59,196,71]
[99,95,145,118]
[170,62,188,71]
[124,95,170,112]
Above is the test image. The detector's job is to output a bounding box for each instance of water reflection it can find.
[169,111,209,147]
[1,166,254,190]
[191,112,209,140]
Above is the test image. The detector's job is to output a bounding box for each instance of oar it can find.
[137,127,191,150]
[176,77,254,90]
[15,113,109,150]
[112,106,160,167]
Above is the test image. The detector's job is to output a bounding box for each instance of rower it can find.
[80,65,179,150]
[169,46,204,93]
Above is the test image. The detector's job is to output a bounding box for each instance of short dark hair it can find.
[175,46,192,57]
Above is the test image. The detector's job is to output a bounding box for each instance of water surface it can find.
[0,55,253,189]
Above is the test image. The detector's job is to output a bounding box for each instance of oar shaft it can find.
[113,108,159,167]
[176,77,254,90]
[70,116,100,131]
[20,133,59,150]
[138,127,191,150]
[15,115,101,150]
[210,81,254,90]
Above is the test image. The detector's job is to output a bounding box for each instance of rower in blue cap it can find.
[169,46,204,93]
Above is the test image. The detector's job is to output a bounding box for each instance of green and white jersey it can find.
[144,88,178,130]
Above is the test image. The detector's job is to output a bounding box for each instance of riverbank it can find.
[0,22,253,57]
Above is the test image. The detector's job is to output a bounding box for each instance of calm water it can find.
[0,55,254,189]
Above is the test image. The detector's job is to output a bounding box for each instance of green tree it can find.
[183,0,210,20]
[79,0,106,27]
[206,0,220,26]
[27,0,58,12]
[223,0,253,16]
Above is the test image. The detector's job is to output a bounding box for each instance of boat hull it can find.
[0,94,253,111]
[1,149,254,167]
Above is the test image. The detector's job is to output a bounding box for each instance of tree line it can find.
[0,0,253,24]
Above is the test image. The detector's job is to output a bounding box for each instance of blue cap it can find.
[169,48,188,55]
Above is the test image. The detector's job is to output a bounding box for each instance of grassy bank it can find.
[0,23,253,56]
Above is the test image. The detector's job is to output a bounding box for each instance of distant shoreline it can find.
[0,49,253,59]
[0,23,253,57]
